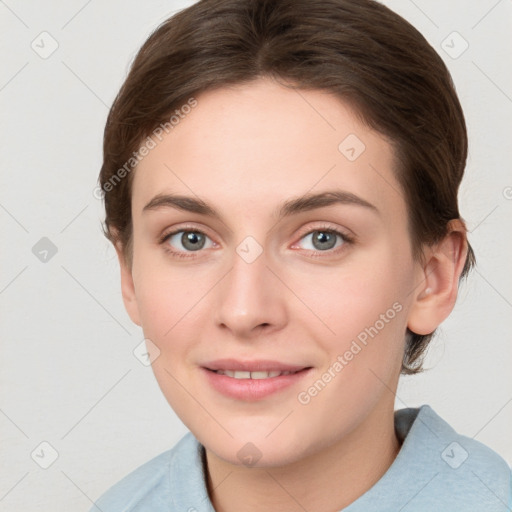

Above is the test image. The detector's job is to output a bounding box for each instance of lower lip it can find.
[201,368,312,401]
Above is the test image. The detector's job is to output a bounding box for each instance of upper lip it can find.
[202,359,310,372]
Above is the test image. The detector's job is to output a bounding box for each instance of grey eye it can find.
[299,230,344,251]
[167,231,213,252]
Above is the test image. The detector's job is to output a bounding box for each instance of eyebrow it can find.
[142,190,379,220]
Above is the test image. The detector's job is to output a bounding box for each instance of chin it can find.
[209,440,305,469]
[197,421,315,469]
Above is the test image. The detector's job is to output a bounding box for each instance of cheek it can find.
[135,280,172,338]
[131,252,218,360]
[293,251,411,388]
[300,254,407,339]
[131,251,184,343]
[132,266,203,417]
[292,265,408,427]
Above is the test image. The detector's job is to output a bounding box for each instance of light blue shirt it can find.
[89,405,512,511]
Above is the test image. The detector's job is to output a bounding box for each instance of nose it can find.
[213,245,288,340]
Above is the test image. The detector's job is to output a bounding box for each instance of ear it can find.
[407,219,469,336]
[113,240,142,327]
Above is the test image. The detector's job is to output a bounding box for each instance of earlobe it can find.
[113,242,142,327]
[407,220,468,336]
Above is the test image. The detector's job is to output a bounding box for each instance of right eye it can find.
[160,228,216,258]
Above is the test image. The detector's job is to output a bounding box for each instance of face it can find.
[120,77,425,467]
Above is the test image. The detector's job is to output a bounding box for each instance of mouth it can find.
[207,369,305,379]
[201,359,312,401]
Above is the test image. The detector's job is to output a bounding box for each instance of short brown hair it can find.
[98,0,476,374]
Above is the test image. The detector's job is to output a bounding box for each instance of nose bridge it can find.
[213,237,286,336]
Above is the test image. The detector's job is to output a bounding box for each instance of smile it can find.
[212,369,301,379]
[201,360,312,401]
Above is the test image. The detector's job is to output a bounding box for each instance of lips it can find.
[203,358,309,373]
[201,359,312,401]
[212,369,298,379]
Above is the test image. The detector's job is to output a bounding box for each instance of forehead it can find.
[131,77,405,223]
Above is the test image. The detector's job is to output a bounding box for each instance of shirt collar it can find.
[168,405,510,511]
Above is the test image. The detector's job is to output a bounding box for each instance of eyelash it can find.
[158,224,355,260]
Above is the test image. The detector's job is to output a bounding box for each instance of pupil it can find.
[183,232,205,251]
[314,231,335,250]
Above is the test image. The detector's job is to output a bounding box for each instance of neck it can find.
[204,399,401,512]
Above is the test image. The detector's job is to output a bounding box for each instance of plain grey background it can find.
[1,0,511,510]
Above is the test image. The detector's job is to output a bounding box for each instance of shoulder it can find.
[413,404,511,472]
[399,404,512,510]
[89,432,203,512]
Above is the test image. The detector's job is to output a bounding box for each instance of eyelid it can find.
[158,223,216,244]
[293,222,355,243]
[158,224,216,260]
[289,223,355,257]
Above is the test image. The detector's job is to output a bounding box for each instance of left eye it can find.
[295,229,346,252]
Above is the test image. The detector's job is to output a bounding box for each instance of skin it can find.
[114,77,468,512]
